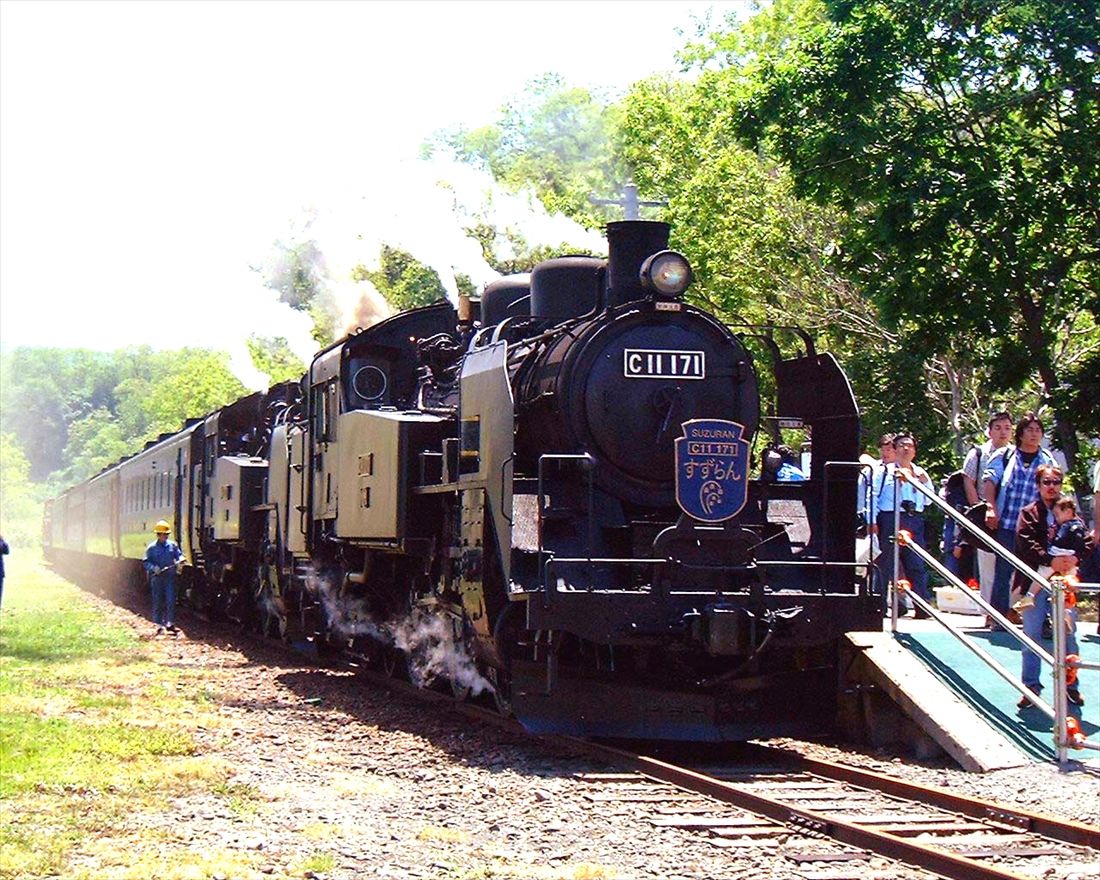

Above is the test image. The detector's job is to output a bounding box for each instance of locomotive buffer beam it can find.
[523,586,855,650]
[508,660,836,741]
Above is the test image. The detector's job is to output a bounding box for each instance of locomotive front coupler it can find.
[681,602,804,657]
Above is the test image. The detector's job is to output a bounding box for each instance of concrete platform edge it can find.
[842,632,1029,773]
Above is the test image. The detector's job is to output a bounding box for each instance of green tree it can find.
[733,0,1100,466]
[429,74,628,229]
[0,349,120,480]
[256,239,340,346]
[463,220,578,275]
[0,431,46,549]
[618,56,950,459]
[58,408,132,486]
[1,346,251,491]
[246,335,306,386]
[354,244,448,312]
[138,349,248,438]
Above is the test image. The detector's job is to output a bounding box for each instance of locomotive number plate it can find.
[624,349,705,380]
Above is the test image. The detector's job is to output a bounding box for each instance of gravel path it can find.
[69,589,1099,880]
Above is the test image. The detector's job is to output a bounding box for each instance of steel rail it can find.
[569,739,1043,880]
[184,593,1100,880]
[739,742,1100,849]
[342,653,1100,879]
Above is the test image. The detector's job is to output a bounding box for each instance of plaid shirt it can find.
[982,446,1056,527]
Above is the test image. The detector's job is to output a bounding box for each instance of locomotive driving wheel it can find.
[487,601,527,717]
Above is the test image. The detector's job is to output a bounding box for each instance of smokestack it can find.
[605,220,670,308]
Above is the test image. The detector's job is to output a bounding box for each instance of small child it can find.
[1014,496,1088,609]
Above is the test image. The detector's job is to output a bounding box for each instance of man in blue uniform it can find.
[143,520,184,637]
[872,432,934,616]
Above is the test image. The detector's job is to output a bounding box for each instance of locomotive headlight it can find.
[640,250,693,297]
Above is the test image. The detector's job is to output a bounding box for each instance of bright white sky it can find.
[0,0,746,378]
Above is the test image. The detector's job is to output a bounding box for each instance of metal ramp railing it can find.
[885,470,1098,766]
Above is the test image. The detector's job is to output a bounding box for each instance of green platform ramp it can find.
[896,626,1100,764]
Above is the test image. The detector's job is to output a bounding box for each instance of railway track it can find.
[342,653,1100,880]
[578,741,1099,880]
[103,592,1100,880]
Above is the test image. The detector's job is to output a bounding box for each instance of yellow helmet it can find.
[153,520,171,534]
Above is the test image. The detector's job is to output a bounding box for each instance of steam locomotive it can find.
[44,219,881,740]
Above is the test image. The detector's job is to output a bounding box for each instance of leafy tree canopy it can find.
[731,0,1099,463]
[353,244,448,312]
[429,74,629,229]
[464,220,580,275]
[246,335,306,386]
[255,238,340,346]
[0,347,248,488]
[0,431,47,548]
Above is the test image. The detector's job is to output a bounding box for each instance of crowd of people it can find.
[862,412,1099,709]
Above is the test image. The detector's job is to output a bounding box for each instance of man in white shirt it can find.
[873,432,934,616]
[961,411,1013,608]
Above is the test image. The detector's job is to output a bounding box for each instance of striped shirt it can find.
[982,446,1056,528]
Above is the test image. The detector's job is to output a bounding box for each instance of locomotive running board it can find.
[509,661,836,741]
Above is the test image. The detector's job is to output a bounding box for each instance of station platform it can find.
[889,611,1100,765]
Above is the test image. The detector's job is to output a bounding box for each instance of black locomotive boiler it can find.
[44,219,880,741]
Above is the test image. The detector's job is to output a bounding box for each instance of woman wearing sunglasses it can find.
[1012,465,1094,708]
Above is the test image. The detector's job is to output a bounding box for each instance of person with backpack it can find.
[982,413,1056,622]
[962,412,1013,610]
[940,471,975,584]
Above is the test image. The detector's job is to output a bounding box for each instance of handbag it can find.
[963,502,995,551]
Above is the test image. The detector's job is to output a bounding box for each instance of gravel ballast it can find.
[63,590,1100,880]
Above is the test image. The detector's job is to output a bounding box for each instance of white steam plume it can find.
[303,563,493,696]
[239,156,602,387]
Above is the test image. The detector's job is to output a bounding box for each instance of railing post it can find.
[890,470,901,633]
[1052,575,1068,766]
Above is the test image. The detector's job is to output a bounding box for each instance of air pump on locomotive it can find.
[44,218,880,740]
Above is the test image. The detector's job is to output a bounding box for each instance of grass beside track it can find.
[0,559,665,880]
[0,555,238,879]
